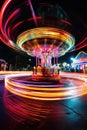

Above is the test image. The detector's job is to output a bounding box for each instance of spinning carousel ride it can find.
[17,27,74,81]
[1,0,82,100]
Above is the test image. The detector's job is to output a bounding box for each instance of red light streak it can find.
[60,19,72,26]
[28,0,38,26]
[0,0,11,29]
[70,37,87,52]
[4,9,20,37]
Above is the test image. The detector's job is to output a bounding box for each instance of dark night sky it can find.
[0,0,87,66]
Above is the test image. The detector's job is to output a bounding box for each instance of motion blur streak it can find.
[5,72,87,100]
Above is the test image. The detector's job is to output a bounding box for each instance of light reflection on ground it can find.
[0,71,87,129]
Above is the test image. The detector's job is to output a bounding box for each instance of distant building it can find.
[72,51,87,73]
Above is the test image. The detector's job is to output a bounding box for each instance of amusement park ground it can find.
[0,71,87,130]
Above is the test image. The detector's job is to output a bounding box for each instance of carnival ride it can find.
[1,0,87,100]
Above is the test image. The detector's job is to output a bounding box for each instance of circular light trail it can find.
[5,73,87,101]
[17,27,75,57]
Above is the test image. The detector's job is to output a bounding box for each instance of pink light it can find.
[75,37,87,47]
[12,21,23,30]
[0,0,12,31]
[70,37,87,52]
[12,16,42,31]
[28,0,38,26]
[60,19,72,26]
[4,9,20,34]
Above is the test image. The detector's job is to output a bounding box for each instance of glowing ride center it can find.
[17,27,75,81]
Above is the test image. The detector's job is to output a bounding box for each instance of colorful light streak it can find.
[1,0,86,54]
[0,0,76,56]
[0,0,11,28]
[2,72,87,123]
[60,19,72,26]
[70,37,87,52]
[28,0,38,26]
[5,72,87,100]
[0,71,32,81]
[17,27,75,57]
[0,0,21,50]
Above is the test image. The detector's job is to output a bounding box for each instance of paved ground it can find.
[0,72,87,130]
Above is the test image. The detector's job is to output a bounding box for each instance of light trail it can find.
[70,36,87,52]
[17,27,75,57]
[28,0,38,26]
[4,72,87,101]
